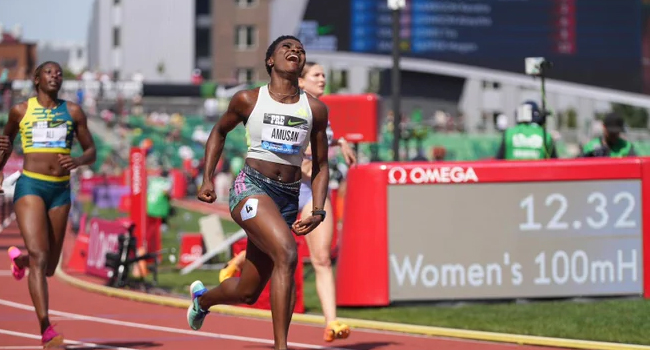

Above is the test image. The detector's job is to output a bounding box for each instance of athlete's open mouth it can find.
[286,54,299,62]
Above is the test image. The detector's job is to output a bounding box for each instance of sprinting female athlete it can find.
[186,35,330,350]
[1,61,96,348]
[219,61,357,342]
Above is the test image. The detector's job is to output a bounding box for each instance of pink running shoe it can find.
[7,246,25,281]
[41,324,64,348]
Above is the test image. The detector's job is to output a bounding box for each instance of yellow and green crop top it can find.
[20,97,75,154]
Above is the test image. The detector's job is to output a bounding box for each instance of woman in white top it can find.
[219,62,357,342]
[186,35,330,350]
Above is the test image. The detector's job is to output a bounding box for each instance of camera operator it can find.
[579,112,636,158]
[495,101,557,160]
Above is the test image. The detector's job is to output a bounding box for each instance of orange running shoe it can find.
[323,320,350,342]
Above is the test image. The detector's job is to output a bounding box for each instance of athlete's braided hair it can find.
[265,35,302,76]
[33,61,62,92]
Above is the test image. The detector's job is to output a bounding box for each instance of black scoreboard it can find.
[299,0,646,93]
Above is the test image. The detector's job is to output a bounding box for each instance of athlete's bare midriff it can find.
[245,158,302,183]
[22,153,71,177]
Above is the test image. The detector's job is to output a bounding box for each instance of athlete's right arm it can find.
[202,90,253,184]
[0,104,24,170]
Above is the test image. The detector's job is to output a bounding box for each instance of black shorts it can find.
[229,164,301,227]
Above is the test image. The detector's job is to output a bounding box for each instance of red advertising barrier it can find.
[169,168,188,199]
[118,194,131,213]
[232,238,305,313]
[177,233,205,268]
[86,218,128,279]
[130,147,148,250]
[337,158,650,306]
[320,94,379,143]
[146,217,162,262]
[67,214,90,274]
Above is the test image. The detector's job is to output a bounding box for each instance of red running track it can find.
[0,270,576,350]
[0,207,571,350]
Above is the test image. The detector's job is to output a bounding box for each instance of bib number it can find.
[261,113,309,155]
[32,122,67,148]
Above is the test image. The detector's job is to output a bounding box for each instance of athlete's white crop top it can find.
[245,85,314,167]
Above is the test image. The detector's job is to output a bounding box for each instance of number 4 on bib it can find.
[240,198,259,221]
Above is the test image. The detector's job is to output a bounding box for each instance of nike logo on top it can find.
[287,119,305,126]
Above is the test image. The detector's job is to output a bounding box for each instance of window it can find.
[112,27,120,47]
[234,25,257,50]
[196,0,210,15]
[235,0,257,8]
[1,59,18,69]
[195,28,211,57]
[236,68,255,84]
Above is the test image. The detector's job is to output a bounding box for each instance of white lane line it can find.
[0,328,137,350]
[0,299,349,350]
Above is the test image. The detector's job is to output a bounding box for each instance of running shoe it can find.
[324,320,351,342]
[41,324,64,348]
[7,246,25,281]
[187,280,210,330]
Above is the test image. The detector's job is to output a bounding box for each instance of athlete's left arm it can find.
[327,121,357,166]
[67,103,97,168]
[309,99,330,213]
[292,97,330,235]
[336,137,357,166]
